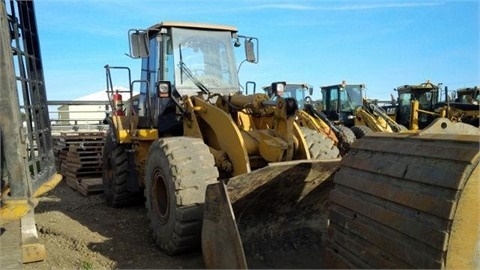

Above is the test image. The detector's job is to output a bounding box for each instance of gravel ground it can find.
[23,181,204,269]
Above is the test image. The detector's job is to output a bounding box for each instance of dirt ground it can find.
[24,181,205,270]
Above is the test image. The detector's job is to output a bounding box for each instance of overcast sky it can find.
[34,0,479,101]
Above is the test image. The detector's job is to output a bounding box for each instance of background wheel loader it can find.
[320,81,407,138]
[263,82,356,155]
[0,0,62,266]
[384,81,480,129]
[102,22,341,268]
[453,86,479,104]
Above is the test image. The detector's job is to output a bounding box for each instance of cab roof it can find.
[456,86,478,93]
[396,81,439,93]
[148,21,238,33]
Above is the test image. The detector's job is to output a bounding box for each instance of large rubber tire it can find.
[300,127,340,160]
[144,137,218,255]
[350,125,373,139]
[102,130,140,207]
[335,125,356,155]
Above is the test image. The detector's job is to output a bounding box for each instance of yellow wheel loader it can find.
[320,81,407,138]
[1,0,62,266]
[353,98,407,133]
[385,81,479,129]
[263,82,356,155]
[453,86,479,104]
[102,22,340,267]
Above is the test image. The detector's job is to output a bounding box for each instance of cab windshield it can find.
[171,27,240,95]
[341,85,363,111]
[283,84,309,109]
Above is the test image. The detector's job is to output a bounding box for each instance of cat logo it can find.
[385,107,396,115]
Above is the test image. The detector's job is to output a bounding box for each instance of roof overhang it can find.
[148,21,237,33]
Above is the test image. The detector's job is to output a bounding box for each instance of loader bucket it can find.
[327,119,480,269]
[202,159,340,269]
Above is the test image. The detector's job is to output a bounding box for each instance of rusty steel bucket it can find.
[202,159,340,269]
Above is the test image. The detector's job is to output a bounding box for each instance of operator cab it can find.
[321,82,364,127]
[454,86,479,104]
[127,22,258,134]
[263,82,313,110]
[395,81,440,129]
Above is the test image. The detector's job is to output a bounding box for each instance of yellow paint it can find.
[0,199,31,225]
[193,97,250,176]
[354,107,393,133]
[183,97,204,139]
[295,111,338,143]
[292,123,309,160]
[118,129,158,143]
[33,173,63,198]
[134,141,152,187]
[410,100,419,131]
[446,161,480,269]
[1,173,61,224]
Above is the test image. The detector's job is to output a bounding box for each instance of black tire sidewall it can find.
[144,140,177,250]
[102,129,116,205]
[102,129,137,207]
[351,125,373,139]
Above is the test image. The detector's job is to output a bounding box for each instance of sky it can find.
[34,0,479,101]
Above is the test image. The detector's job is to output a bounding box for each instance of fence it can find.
[46,100,111,134]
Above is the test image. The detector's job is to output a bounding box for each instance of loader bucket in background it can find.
[327,119,480,269]
[202,159,340,269]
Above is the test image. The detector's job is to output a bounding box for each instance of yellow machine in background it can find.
[353,98,407,133]
[453,86,479,104]
[385,81,479,130]
[263,82,356,155]
[320,81,407,138]
[1,1,62,266]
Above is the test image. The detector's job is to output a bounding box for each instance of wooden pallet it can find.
[77,177,103,196]
[65,176,78,190]
[52,132,106,196]
[65,176,104,196]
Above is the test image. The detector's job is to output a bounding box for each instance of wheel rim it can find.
[152,168,169,224]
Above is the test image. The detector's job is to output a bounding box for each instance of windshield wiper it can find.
[178,44,210,95]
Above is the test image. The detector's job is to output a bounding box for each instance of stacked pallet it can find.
[53,132,106,196]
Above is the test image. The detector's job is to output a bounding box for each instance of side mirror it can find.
[128,29,149,58]
[245,38,258,63]
[271,82,286,97]
[157,81,172,98]
[308,87,313,96]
